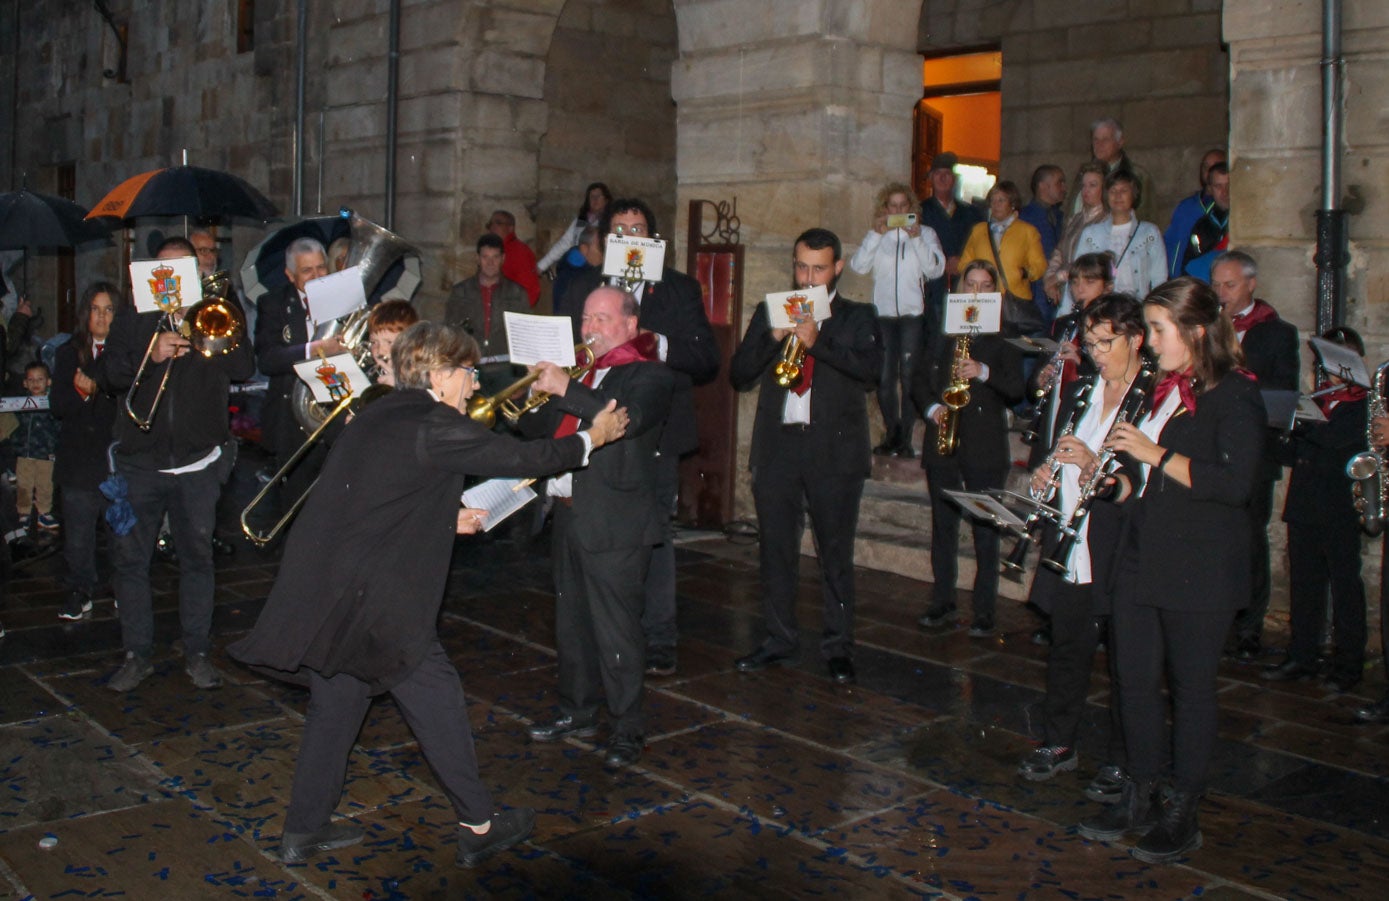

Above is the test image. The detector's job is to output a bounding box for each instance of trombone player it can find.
[729,228,882,686]
[99,237,254,692]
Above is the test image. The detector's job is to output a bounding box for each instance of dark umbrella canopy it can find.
[240,215,420,307]
[87,165,279,221]
[0,190,112,249]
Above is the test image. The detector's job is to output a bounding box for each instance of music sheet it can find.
[461,478,538,532]
[504,312,577,367]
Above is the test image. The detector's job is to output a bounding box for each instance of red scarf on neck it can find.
[1316,383,1367,417]
[553,333,659,437]
[1231,299,1278,334]
[1152,368,1198,414]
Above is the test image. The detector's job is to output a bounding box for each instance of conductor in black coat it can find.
[230,322,627,866]
[913,260,1025,636]
[730,228,882,686]
[520,286,675,768]
[559,199,719,673]
[1210,250,1300,656]
[1078,277,1265,865]
[255,238,347,507]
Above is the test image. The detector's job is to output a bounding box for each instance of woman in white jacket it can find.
[849,182,945,457]
[1075,171,1166,301]
[536,182,612,274]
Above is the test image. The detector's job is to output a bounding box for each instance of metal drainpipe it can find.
[293,0,307,217]
[1314,0,1346,333]
[385,0,400,230]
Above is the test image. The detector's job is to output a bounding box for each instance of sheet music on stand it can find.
[1308,336,1371,388]
[943,489,1026,531]
[461,478,538,532]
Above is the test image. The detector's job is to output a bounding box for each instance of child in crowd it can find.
[3,362,60,532]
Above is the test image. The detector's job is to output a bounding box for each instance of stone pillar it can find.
[673,0,925,517]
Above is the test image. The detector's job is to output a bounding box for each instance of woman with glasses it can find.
[1016,293,1146,805]
[230,322,628,868]
[1077,277,1264,865]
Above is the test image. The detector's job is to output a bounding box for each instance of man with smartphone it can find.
[849,183,944,457]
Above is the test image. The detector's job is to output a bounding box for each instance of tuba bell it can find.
[289,210,421,434]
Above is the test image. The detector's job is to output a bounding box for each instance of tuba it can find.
[125,270,246,431]
[1346,360,1389,536]
[935,334,972,456]
[289,210,421,434]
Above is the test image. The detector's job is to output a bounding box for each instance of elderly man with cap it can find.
[918,152,985,341]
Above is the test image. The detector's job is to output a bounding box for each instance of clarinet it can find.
[1022,319,1080,444]
[1001,375,1094,580]
[1041,364,1156,575]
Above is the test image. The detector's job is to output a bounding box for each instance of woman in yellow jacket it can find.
[960,180,1049,322]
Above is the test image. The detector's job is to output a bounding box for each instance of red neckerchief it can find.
[1231,298,1278,334]
[1316,383,1367,417]
[554,333,659,437]
[1152,368,1198,414]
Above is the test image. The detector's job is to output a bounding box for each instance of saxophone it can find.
[935,334,972,456]
[1345,360,1389,537]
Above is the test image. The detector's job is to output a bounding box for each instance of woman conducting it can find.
[230,322,627,867]
[1016,293,1147,804]
[1076,277,1264,865]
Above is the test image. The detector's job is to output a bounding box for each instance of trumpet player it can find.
[730,228,882,685]
[1016,294,1146,800]
[913,260,1024,637]
[1262,328,1369,693]
[1077,277,1265,865]
[99,237,255,692]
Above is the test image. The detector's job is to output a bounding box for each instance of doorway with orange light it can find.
[913,48,1001,205]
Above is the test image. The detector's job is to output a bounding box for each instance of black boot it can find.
[1077,778,1157,842]
[1131,789,1201,864]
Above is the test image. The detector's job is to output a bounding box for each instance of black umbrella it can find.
[240,215,420,308]
[87,165,279,221]
[0,189,112,250]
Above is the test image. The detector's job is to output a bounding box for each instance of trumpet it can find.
[935,334,972,456]
[1347,360,1389,536]
[125,270,246,431]
[773,334,806,389]
[467,340,598,429]
[1042,364,1155,574]
[1001,378,1092,581]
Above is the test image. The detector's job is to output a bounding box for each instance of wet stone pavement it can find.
[0,448,1387,899]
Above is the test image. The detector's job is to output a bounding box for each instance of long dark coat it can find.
[229,388,587,692]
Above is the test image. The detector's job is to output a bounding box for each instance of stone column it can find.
[672,0,925,517]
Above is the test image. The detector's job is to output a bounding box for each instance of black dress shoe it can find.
[827,656,855,684]
[872,441,896,456]
[527,715,598,743]
[645,645,677,677]
[735,647,793,673]
[604,733,643,768]
[281,820,364,863]
[457,807,535,868]
[917,604,957,628]
[1236,635,1262,660]
[1260,659,1318,682]
[1325,670,1362,693]
[1355,696,1389,724]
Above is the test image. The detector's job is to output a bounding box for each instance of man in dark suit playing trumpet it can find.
[729,227,883,685]
[522,285,675,769]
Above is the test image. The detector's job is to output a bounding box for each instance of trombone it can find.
[467,341,598,429]
[125,271,245,431]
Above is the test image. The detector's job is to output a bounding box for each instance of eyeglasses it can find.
[1081,336,1120,356]
[611,223,648,236]
[460,366,478,381]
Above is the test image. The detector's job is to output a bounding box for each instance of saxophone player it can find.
[913,260,1024,636]
[1263,328,1369,693]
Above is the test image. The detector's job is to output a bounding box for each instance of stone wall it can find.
[535,0,678,268]
[919,0,1229,224]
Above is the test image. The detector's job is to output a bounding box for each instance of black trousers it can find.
[1112,602,1232,793]
[1042,579,1124,765]
[640,451,680,650]
[1287,521,1366,677]
[1235,474,1277,641]
[553,503,650,738]
[60,485,108,595]
[925,460,1008,619]
[877,315,923,444]
[285,641,492,832]
[751,437,865,660]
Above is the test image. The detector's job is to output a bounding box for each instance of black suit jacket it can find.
[50,341,118,490]
[913,332,1024,472]
[729,295,881,478]
[519,360,675,551]
[1240,311,1300,482]
[1119,372,1266,612]
[1278,395,1366,528]
[256,284,313,454]
[563,267,720,457]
